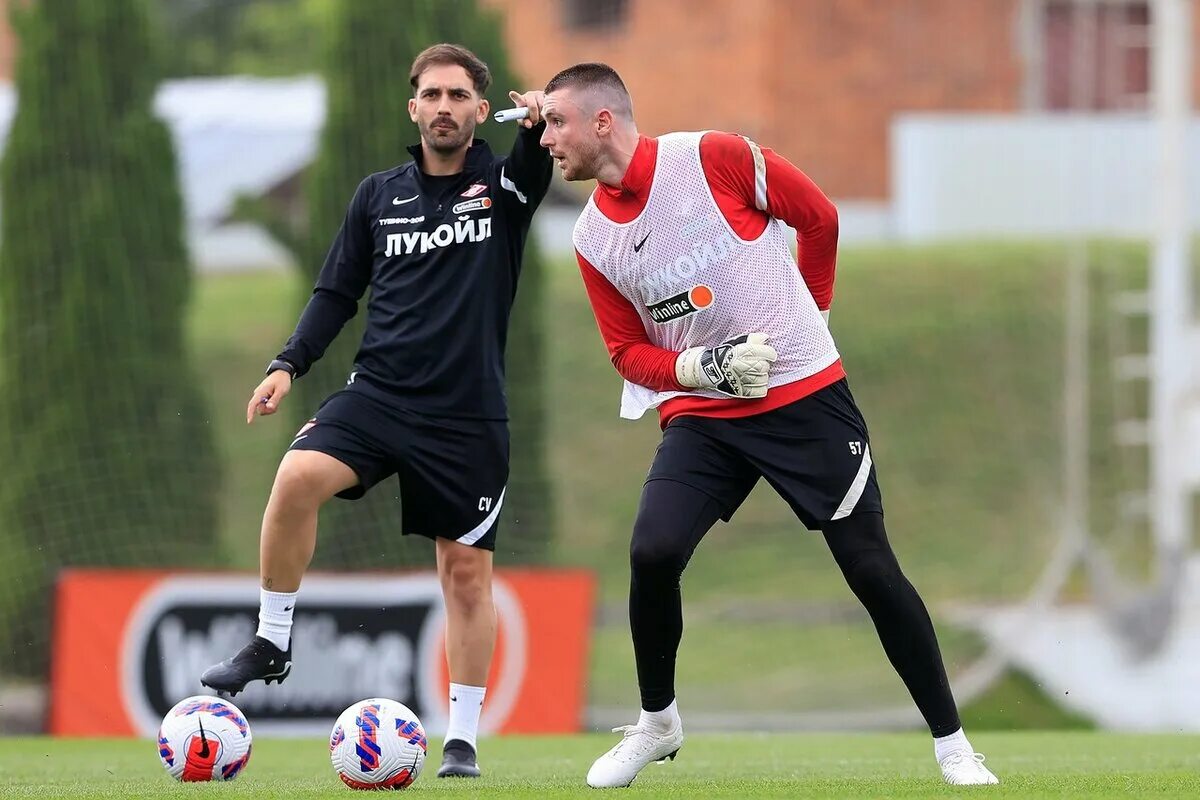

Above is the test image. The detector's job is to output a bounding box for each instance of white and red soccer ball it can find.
[156,695,253,782]
[329,698,428,790]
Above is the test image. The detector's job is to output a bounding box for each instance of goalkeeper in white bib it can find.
[538,63,999,789]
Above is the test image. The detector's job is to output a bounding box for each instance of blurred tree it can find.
[237,0,553,567]
[0,0,222,676]
[157,0,332,77]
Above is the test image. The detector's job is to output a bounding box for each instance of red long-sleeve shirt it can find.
[576,132,844,425]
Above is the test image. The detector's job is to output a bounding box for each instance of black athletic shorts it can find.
[647,379,883,530]
[287,385,508,550]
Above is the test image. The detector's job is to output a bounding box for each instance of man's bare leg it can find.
[435,538,495,777]
[200,449,357,694]
[259,450,358,592]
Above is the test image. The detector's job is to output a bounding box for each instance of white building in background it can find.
[892,113,1200,240]
[154,77,325,270]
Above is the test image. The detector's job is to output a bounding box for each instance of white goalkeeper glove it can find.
[675,333,778,399]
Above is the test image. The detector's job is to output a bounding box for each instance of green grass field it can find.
[2,733,1197,798]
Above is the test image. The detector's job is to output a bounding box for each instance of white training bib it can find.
[573,132,839,419]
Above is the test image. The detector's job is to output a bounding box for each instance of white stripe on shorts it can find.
[456,487,506,546]
[831,444,872,521]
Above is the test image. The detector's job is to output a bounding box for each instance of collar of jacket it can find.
[406,138,493,172]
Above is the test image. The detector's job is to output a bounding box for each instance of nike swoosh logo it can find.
[634,232,651,253]
[283,605,294,612]
[392,195,419,205]
[197,718,211,758]
[450,695,458,702]
[290,434,308,447]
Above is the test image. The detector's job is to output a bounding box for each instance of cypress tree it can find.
[0,0,221,675]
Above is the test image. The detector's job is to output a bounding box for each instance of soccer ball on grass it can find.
[330,697,427,790]
[156,695,252,782]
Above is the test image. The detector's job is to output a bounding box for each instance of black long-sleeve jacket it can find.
[277,125,552,419]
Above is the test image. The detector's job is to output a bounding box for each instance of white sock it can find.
[638,699,681,733]
[256,588,297,651]
[445,683,486,750]
[933,727,972,762]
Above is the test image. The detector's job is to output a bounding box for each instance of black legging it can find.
[628,478,961,736]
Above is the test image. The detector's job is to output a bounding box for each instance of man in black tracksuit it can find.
[200,44,552,779]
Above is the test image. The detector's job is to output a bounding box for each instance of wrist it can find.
[675,347,709,389]
[266,358,297,381]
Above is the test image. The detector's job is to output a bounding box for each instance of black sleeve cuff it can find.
[266,358,298,379]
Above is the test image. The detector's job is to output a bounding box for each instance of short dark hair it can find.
[545,61,629,99]
[409,43,491,95]
[544,62,632,117]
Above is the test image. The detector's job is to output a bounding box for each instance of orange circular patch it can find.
[689,285,714,308]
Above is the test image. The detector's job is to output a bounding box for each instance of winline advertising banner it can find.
[50,569,595,737]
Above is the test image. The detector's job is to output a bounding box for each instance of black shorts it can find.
[647,379,883,530]
[288,387,509,550]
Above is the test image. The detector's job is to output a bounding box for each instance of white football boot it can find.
[586,721,684,788]
[939,750,1000,785]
